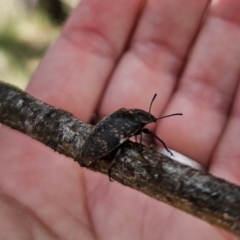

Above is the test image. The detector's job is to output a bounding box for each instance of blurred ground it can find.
[0,0,79,89]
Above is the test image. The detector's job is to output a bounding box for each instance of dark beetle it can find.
[81,94,182,164]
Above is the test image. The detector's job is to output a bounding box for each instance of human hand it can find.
[1,0,240,239]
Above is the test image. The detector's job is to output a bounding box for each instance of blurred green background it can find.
[0,0,79,89]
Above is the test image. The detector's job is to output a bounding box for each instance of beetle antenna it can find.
[149,93,157,113]
[156,113,183,120]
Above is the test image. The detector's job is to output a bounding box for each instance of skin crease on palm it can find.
[1,0,240,239]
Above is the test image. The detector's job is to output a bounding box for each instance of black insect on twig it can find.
[81,94,182,179]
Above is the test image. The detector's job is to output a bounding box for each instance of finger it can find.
[157,0,240,167]
[99,0,209,116]
[210,81,240,184]
[27,0,143,121]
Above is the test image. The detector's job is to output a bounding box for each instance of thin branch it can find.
[0,81,240,236]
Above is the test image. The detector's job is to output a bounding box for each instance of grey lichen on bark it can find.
[0,81,240,236]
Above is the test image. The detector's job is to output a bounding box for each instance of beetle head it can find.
[128,109,157,124]
[129,93,182,124]
[115,94,182,125]
[115,108,156,124]
[128,93,157,124]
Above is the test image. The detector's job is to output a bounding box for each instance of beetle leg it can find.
[141,128,173,156]
[139,131,143,145]
[107,148,122,181]
[108,159,116,181]
[135,130,152,164]
[91,158,98,170]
